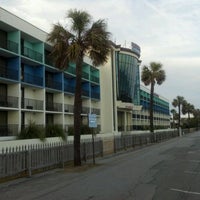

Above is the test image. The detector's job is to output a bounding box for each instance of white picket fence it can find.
[0,128,197,180]
[0,140,103,179]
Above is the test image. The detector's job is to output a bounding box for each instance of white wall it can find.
[100,50,114,133]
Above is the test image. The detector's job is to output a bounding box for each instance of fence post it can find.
[132,135,135,148]
[101,140,104,157]
[83,142,87,162]
[114,137,117,153]
[145,134,148,145]
[139,135,142,146]
[123,136,127,150]
[61,143,65,168]
[92,133,95,165]
[27,149,32,177]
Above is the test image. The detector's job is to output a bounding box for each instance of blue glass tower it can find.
[116,44,141,105]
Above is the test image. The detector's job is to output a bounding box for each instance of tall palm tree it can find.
[193,109,200,129]
[182,102,195,128]
[47,9,110,166]
[171,109,177,128]
[172,96,185,131]
[182,101,194,120]
[141,62,166,133]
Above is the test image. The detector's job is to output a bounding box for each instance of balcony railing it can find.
[118,126,125,132]
[45,56,54,67]
[0,96,18,108]
[82,89,89,97]
[91,108,100,115]
[82,71,89,80]
[64,104,74,113]
[0,40,18,54]
[66,67,76,75]
[22,72,43,86]
[64,105,100,115]
[82,106,90,114]
[91,92,100,99]
[21,98,43,110]
[0,66,19,81]
[22,47,43,62]
[91,75,99,83]
[46,102,62,112]
[0,124,18,136]
[64,84,75,94]
[7,40,18,54]
[46,79,62,90]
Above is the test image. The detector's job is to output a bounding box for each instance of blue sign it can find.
[88,114,97,128]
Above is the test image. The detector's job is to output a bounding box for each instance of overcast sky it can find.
[1,0,200,109]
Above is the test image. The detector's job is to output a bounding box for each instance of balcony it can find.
[21,98,43,110]
[82,106,90,114]
[91,108,100,115]
[0,96,18,108]
[45,53,54,67]
[0,66,19,81]
[46,102,62,112]
[82,89,89,97]
[22,72,43,86]
[118,126,125,132]
[0,124,18,136]
[64,84,75,94]
[91,91,100,100]
[64,104,74,113]
[0,40,18,54]
[22,47,43,63]
[66,66,76,75]
[82,71,89,80]
[91,75,99,83]
[46,79,62,91]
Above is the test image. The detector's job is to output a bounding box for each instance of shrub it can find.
[18,121,45,141]
[45,124,66,140]
[68,126,74,136]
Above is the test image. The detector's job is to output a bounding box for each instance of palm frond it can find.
[67,9,91,36]
[47,23,74,69]
[84,19,110,66]
[150,62,162,72]
[67,42,83,62]
[141,66,152,86]
[156,69,166,85]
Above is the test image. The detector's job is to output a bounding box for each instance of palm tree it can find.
[141,62,166,133]
[182,101,194,120]
[172,96,185,132]
[193,109,200,129]
[170,109,177,128]
[47,9,110,166]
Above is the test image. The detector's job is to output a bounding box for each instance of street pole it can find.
[92,128,95,165]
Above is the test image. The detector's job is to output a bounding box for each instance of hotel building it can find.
[133,86,170,130]
[0,7,170,138]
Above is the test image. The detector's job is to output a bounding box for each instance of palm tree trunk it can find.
[178,104,181,129]
[188,112,190,129]
[150,82,154,133]
[74,57,83,166]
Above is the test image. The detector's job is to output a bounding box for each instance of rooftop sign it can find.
[131,42,141,57]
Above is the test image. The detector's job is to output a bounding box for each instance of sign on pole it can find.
[88,113,97,165]
[88,114,97,128]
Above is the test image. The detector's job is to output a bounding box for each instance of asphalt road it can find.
[1,131,200,200]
